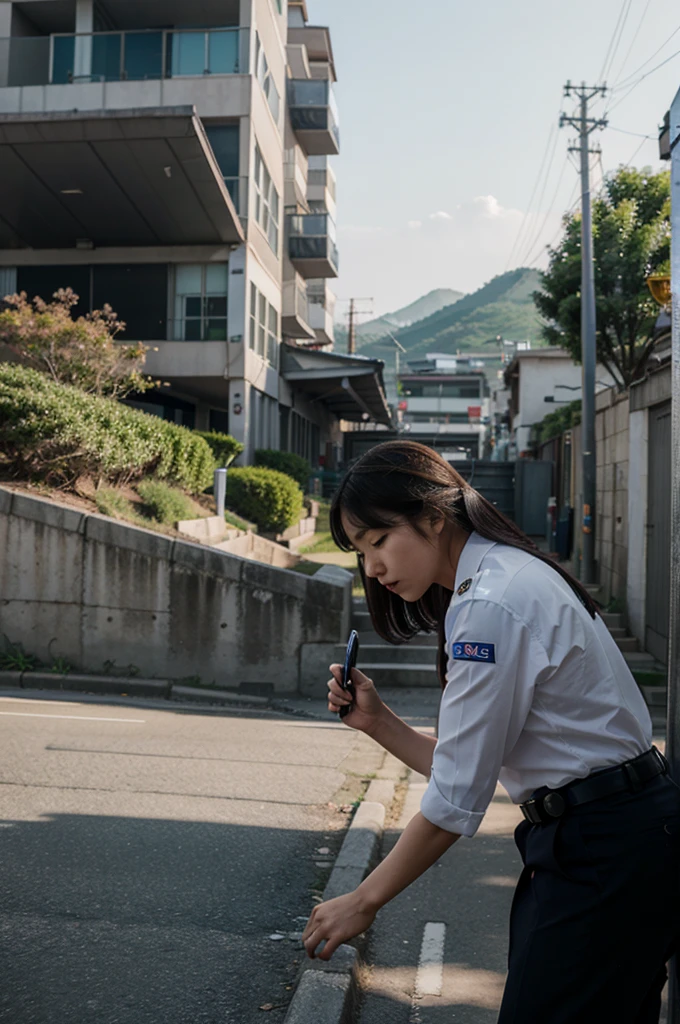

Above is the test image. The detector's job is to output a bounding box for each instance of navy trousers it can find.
[497,773,680,1024]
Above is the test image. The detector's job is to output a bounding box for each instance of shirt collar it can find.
[453,531,497,593]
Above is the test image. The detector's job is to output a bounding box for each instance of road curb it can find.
[283,773,400,1024]
[0,670,271,709]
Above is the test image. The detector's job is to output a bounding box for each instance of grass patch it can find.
[225,509,257,533]
[96,488,150,528]
[136,480,203,526]
[289,559,323,577]
[632,670,666,689]
[298,530,337,555]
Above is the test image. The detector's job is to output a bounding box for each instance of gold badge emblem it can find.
[457,577,473,596]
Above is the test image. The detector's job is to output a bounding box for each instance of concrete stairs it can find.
[352,598,438,688]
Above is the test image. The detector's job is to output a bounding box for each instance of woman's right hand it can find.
[327,664,385,735]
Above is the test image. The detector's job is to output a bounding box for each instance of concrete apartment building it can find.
[398,353,491,460]
[0,0,390,466]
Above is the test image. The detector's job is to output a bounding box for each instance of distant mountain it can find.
[335,288,464,347]
[354,269,544,362]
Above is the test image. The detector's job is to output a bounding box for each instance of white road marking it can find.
[0,712,145,723]
[414,922,446,998]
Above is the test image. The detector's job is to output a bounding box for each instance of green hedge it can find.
[254,449,311,492]
[196,430,244,467]
[538,400,582,444]
[227,466,304,533]
[0,363,215,493]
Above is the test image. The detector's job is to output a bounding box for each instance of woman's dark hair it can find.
[329,440,598,687]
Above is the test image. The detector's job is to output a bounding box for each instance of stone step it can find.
[616,637,640,653]
[360,664,440,688]
[624,651,660,668]
[337,643,437,667]
[641,686,667,708]
[357,631,439,648]
[601,612,624,629]
[608,627,626,639]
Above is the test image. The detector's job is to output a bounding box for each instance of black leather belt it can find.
[519,747,669,825]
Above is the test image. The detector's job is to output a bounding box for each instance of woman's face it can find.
[341,509,451,602]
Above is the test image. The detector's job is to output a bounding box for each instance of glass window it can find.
[256,33,280,124]
[125,31,163,81]
[171,31,205,76]
[174,264,228,341]
[92,33,122,82]
[253,144,280,255]
[205,124,240,183]
[208,30,239,74]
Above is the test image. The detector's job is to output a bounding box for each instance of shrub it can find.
[0,288,154,399]
[136,480,199,525]
[196,430,244,467]
[227,466,304,533]
[0,364,215,493]
[538,400,582,444]
[254,449,311,492]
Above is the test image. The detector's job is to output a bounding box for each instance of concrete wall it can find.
[594,388,630,606]
[0,488,351,695]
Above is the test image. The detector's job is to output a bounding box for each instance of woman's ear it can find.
[431,514,446,536]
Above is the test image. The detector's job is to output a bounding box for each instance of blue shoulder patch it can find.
[452,642,496,664]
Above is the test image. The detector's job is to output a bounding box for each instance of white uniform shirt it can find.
[420,532,652,838]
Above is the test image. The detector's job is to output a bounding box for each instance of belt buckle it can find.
[652,746,669,775]
[521,799,543,825]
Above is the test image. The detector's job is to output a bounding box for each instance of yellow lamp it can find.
[646,274,671,307]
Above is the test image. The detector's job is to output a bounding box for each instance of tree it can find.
[534,166,670,388]
[0,288,156,399]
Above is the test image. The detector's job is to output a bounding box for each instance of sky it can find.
[306,0,680,319]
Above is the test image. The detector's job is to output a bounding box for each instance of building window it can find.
[205,123,241,209]
[249,283,280,368]
[254,145,280,254]
[254,35,281,124]
[174,264,228,341]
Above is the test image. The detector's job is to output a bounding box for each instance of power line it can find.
[606,45,680,114]
[505,117,560,271]
[609,21,680,91]
[515,131,562,266]
[607,124,655,138]
[519,155,570,266]
[610,0,654,86]
[600,0,635,84]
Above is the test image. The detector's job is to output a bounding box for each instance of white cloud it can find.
[334,193,558,317]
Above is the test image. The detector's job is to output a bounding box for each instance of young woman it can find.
[302,439,680,1023]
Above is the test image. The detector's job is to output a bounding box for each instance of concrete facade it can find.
[594,387,630,607]
[0,487,351,694]
[0,0,380,468]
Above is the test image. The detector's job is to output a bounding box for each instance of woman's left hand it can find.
[302,891,376,960]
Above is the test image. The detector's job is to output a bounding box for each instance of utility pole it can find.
[560,81,607,584]
[344,298,373,355]
[666,85,680,1024]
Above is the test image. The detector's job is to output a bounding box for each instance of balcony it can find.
[306,280,335,346]
[288,214,338,279]
[288,79,339,155]
[0,27,249,88]
[282,277,315,341]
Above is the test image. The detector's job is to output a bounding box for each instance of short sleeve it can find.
[420,598,548,837]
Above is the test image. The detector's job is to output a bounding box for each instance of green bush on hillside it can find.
[254,449,311,491]
[0,363,215,493]
[136,480,200,525]
[227,466,304,533]
[195,430,244,467]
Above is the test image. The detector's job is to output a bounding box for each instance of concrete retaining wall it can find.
[0,488,352,695]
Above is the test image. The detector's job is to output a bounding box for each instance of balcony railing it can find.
[0,27,249,88]
[288,213,339,276]
[288,79,340,154]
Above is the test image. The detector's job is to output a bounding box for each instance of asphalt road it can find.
[0,691,382,1024]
